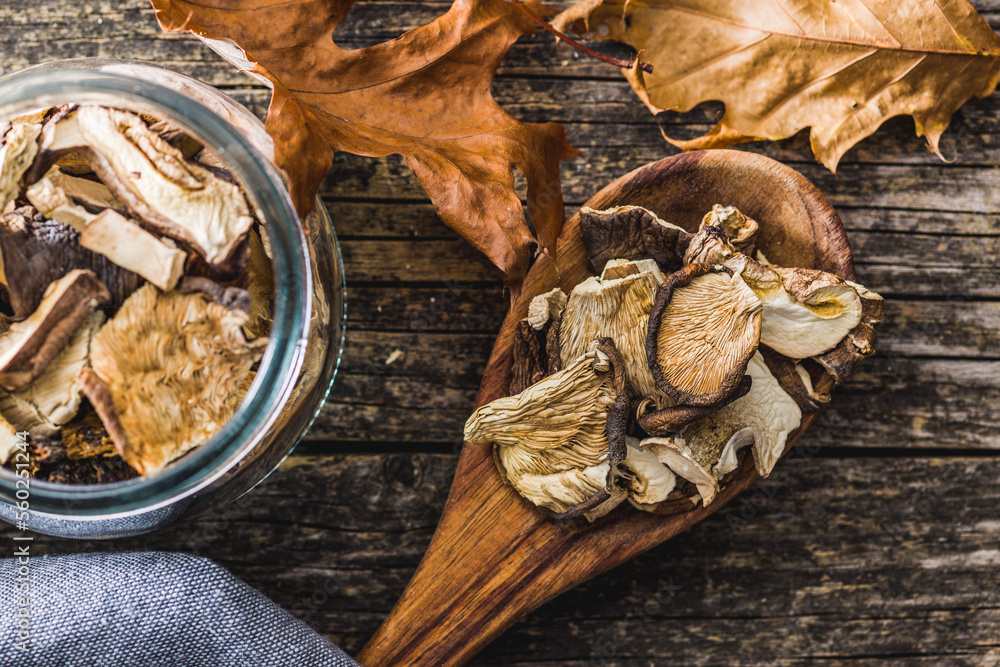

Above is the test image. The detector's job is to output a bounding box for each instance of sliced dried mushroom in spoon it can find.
[466,338,629,520]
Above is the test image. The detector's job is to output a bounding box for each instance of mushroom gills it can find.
[560,259,667,406]
[80,284,268,475]
[646,263,762,406]
[466,341,630,520]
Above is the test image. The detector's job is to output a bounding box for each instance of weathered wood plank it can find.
[317,357,1000,450]
[10,454,1000,664]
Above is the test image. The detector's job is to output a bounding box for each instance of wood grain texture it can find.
[2,0,999,664]
[6,453,999,665]
[358,151,858,665]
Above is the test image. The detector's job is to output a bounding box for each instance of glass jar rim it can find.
[0,61,312,518]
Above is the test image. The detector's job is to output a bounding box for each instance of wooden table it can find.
[3,1,999,664]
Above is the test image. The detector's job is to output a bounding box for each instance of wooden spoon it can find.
[358,150,855,666]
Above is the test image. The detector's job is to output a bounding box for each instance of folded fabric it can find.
[0,551,359,667]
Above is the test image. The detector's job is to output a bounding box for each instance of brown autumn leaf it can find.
[554,0,1000,170]
[151,0,578,289]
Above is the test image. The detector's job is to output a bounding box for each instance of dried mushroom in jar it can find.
[0,102,278,484]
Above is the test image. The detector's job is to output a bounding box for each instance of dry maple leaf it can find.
[151,0,578,289]
[554,0,1000,170]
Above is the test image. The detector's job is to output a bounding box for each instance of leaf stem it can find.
[510,0,654,74]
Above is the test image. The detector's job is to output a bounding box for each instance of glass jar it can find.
[0,59,345,538]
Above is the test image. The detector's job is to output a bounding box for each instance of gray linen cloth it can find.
[0,552,359,666]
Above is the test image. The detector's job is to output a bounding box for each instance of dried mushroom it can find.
[26,167,122,231]
[0,206,141,316]
[701,204,758,255]
[510,288,566,395]
[0,414,20,465]
[640,438,720,506]
[646,352,802,486]
[0,312,103,437]
[31,105,255,268]
[725,255,863,359]
[646,263,762,406]
[80,284,267,476]
[0,121,42,210]
[560,259,666,405]
[470,200,882,520]
[466,339,629,520]
[78,209,186,292]
[579,205,691,274]
[618,437,677,509]
[244,229,275,339]
[0,270,108,391]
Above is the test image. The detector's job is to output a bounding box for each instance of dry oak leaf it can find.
[151,0,578,288]
[554,0,1000,170]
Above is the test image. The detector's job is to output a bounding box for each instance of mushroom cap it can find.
[579,205,692,275]
[646,263,762,406]
[726,255,864,359]
[560,260,667,406]
[700,204,758,255]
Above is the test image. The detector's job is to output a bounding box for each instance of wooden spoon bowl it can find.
[359,150,855,666]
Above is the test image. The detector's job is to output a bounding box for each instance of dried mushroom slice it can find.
[0,312,103,437]
[579,205,692,274]
[32,105,255,268]
[726,255,865,359]
[79,209,186,292]
[466,339,629,520]
[758,345,830,412]
[560,259,667,406]
[526,287,567,330]
[814,322,878,384]
[640,438,720,506]
[0,270,109,391]
[244,229,274,339]
[682,225,737,265]
[619,438,677,510]
[80,284,268,475]
[0,207,141,316]
[700,205,758,255]
[26,166,123,231]
[637,375,752,436]
[658,352,802,481]
[646,263,762,406]
[510,288,567,395]
[0,121,42,210]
